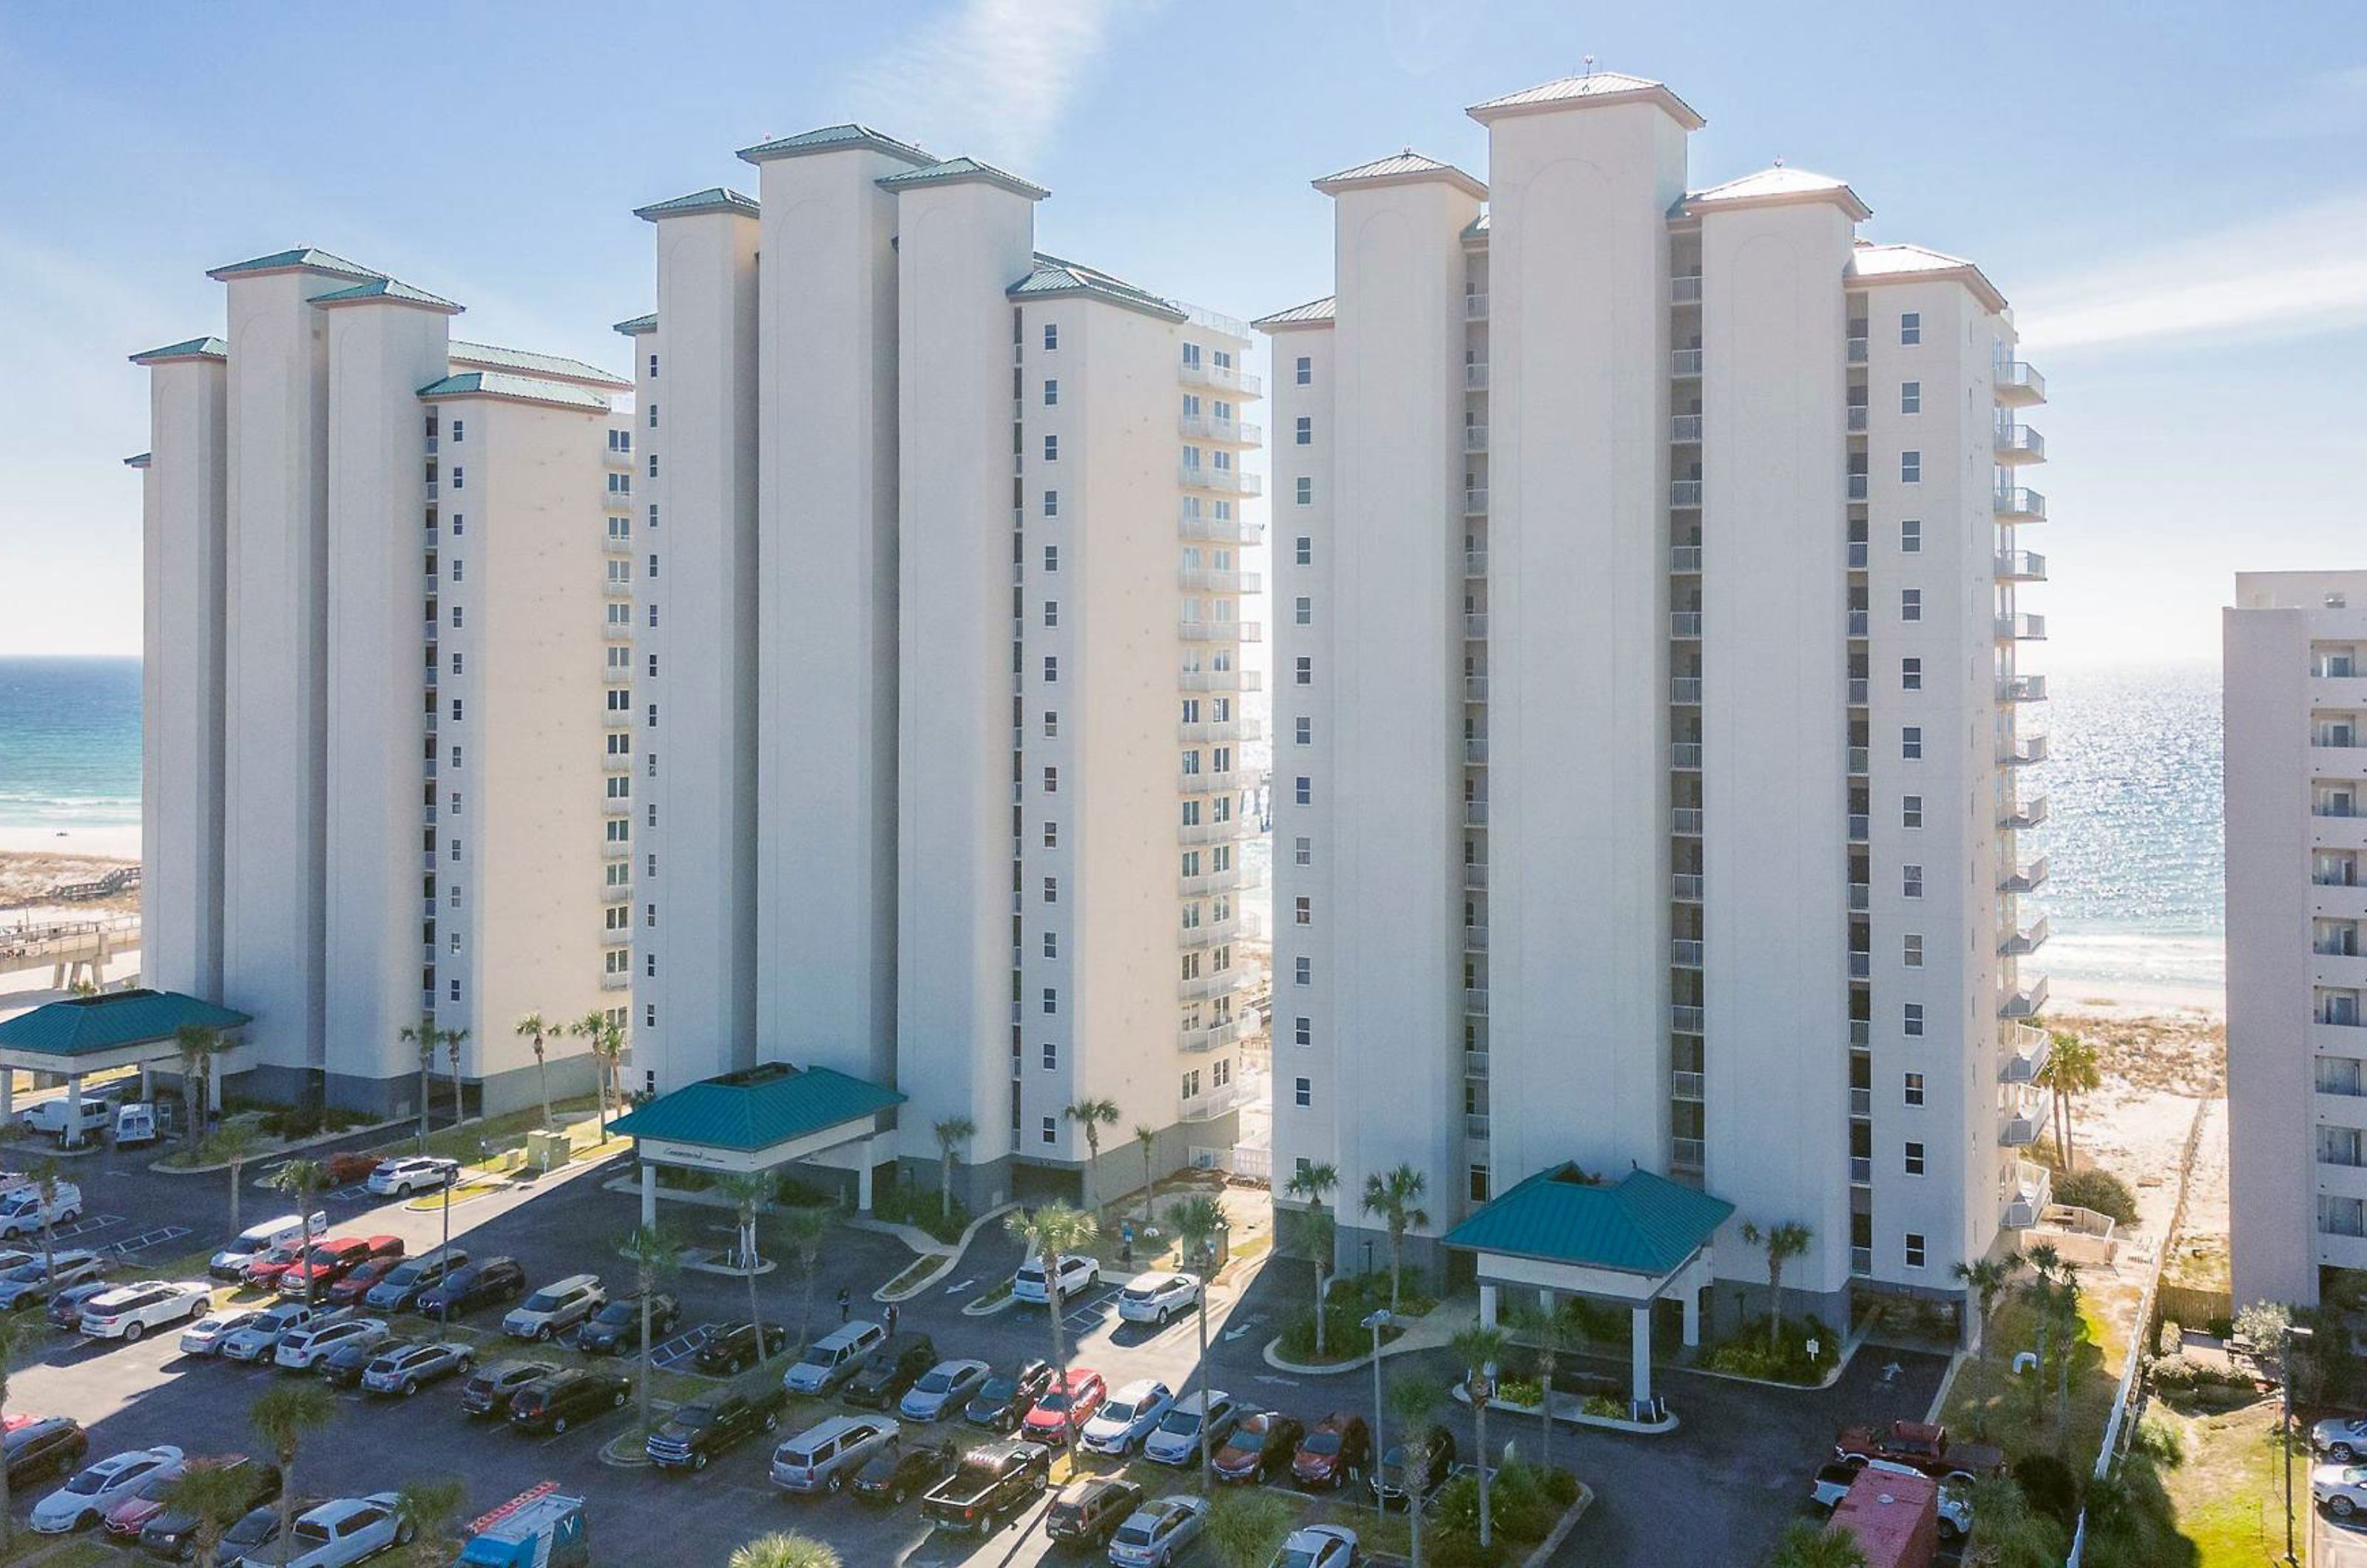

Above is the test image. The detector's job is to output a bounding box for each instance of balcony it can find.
[1178,970,1245,1003]
[1465,613,1490,640]
[1673,1138,1706,1172]
[1848,814,1869,842]
[2002,1022,2051,1084]
[1671,413,1703,443]
[1671,479,1702,507]
[1181,669,1260,693]
[1994,360,2047,407]
[1465,924,1490,951]
[1994,423,2046,464]
[1847,609,1868,638]
[2001,975,2050,1018]
[1463,800,1490,828]
[1848,677,1868,706]
[1999,795,2050,831]
[1850,1158,1873,1186]
[1178,918,1241,951]
[1465,1113,1491,1141]
[1465,364,1490,390]
[1846,405,1868,433]
[1464,293,1489,320]
[1465,550,1488,578]
[1848,540,1868,570]
[1671,274,1703,304]
[1181,568,1261,593]
[599,971,629,992]
[1465,988,1490,1017]
[2003,1161,2053,1229]
[1848,881,1869,911]
[1999,732,2050,766]
[1671,349,1704,378]
[2000,856,2050,894]
[1670,611,1702,638]
[1464,738,1490,766]
[1848,746,1869,775]
[1178,1020,1243,1054]
[1850,1087,1871,1118]
[1180,717,1262,744]
[1179,464,1261,496]
[1178,868,1250,898]
[1848,950,1871,979]
[1671,742,1702,770]
[2002,1087,2055,1148]
[1673,1069,1705,1100]
[1178,1081,1246,1122]
[1466,487,1489,516]
[1672,873,1704,902]
[1671,677,1702,703]
[1178,768,1240,795]
[1672,939,1703,968]
[1178,362,1263,398]
[1996,550,2047,582]
[1465,425,1490,453]
[1178,508,1265,544]
[1846,473,1869,501]
[1463,862,1490,890]
[1672,806,1704,835]
[2000,916,2050,956]
[1994,486,2047,522]
[1846,337,1868,365]
[1671,544,1702,572]
[1672,1004,1704,1034]
[1178,820,1244,845]
[1996,612,2047,641]
[1178,414,1262,446]
[2001,674,2047,703]
[1179,620,1258,642]
[602,532,632,556]
[1465,1049,1490,1078]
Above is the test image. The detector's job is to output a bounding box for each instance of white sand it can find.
[0,823,140,859]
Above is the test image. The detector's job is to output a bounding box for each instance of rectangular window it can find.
[1294,717,1311,746]
[649,353,658,377]
[1294,896,1311,927]
[1044,490,1058,517]
[1901,450,1922,484]
[450,419,464,443]
[1295,355,1311,385]
[1294,776,1311,805]
[1295,477,1312,506]
[1295,536,1312,566]
[1043,876,1057,904]
[1044,930,1058,959]
[1903,1072,1925,1106]
[1294,956,1311,985]
[1905,1141,1925,1176]
[1904,1002,1925,1037]
[1295,416,1311,445]
[451,467,464,490]
[1043,656,1057,683]
[1294,1077,1311,1108]
[1903,934,1924,967]
[1900,312,1921,345]
[1901,589,1922,622]
[1041,987,1056,1015]
[1294,836,1311,867]
[1902,794,1922,828]
[1902,726,1922,760]
[1905,1233,1926,1269]
[1903,864,1924,898]
[648,405,658,429]
[1041,1041,1056,1069]
[646,454,658,479]
[1043,545,1058,572]
[1900,381,1921,414]
[1043,766,1058,793]
[1294,657,1311,686]
[1042,709,1058,737]
[1043,601,1058,629]
[1294,1016,1311,1047]
[1291,596,1312,627]
[1902,657,1922,691]
[1041,1116,1056,1145]
[1901,520,1922,553]
[1044,379,1058,406]
[1044,324,1058,351]
[1043,435,1058,462]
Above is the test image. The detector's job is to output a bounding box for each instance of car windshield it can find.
[915,1371,953,1393]
[63,1468,108,1496]
[0,1265,43,1284]
[976,1378,1016,1402]
[675,1406,717,1429]
[1232,1425,1267,1451]
[1100,1399,1136,1423]
[592,1301,634,1324]
[1036,1389,1072,1413]
[1303,1431,1341,1455]
[1017,1265,1044,1282]
[382,1262,425,1286]
[1122,1282,1161,1300]
[294,1520,334,1544]
[1280,1547,1327,1568]
[1160,1410,1200,1433]
[1115,1524,1154,1547]
[521,1291,564,1313]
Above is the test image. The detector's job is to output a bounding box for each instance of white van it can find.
[112,1101,177,1149]
[207,1212,326,1282]
[20,1095,117,1144]
[782,1320,886,1394]
[0,1180,81,1240]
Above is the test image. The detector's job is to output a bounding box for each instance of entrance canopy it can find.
[610,1061,905,1175]
[0,989,249,1077]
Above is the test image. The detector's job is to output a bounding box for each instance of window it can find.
[1043,324,1058,351]
[1903,864,1924,898]
[1900,312,1922,345]
[1900,450,1922,484]
[1294,596,1312,626]
[1294,717,1312,746]
[1294,836,1311,867]
[1901,589,1922,623]
[1294,1016,1311,1047]
[1903,1072,1925,1106]
[1043,656,1057,683]
[648,554,659,580]
[1900,381,1921,415]
[452,604,463,628]
[1043,766,1058,793]
[647,454,658,479]
[1900,520,1922,553]
[1295,535,1311,566]
[1904,1002,1925,1037]
[1295,355,1311,385]
[1295,416,1311,445]
[1905,1141,1925,1176]
[1294,776,1311,805]
[451,466,464,490]
[450,514,463,535]
[450,698,463,722]
[1902,726,1922,760]
[649,504,658,529]
[448,979,461,1002]
[1294,657,1311,686]
[1294,1077,1311,1108]
[1043,876,1058,904]
[1043,435,1058,462]
[1041,1116,1057,1145]
[1044,545,1058,572]
[1044,379,1058,406]
[1902,657,1922,691]
[1042,987,1056,1015]
[1041,1041,1056,1069]
[1042,709,1058,737]
[1043,490,1058,518]
[648,352,658,377]
[1043,601,1058,629]
[1902,794,1922,828]
[648,405,658,428]
[450,419,465,443]
[1905,1232,1926,1268]
[1294,956,1311,985]
[1295,476,1312,506]
[1294,896,1311,927]
[1903,933,1924,967]
[1043,929,1058,958]
[1043,820,1058,850]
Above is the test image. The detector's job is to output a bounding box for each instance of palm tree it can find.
[1952,1252,2022,1439]
[2050,1260,2084,1454]
[619,1223,681,1435]
[1450,1322,1509,1548]
[2037,1032,2101,1173]
[28,1157,61,1288]
[394,1477,466,1556]
[1740,1219,1814,1351]
[1004,1200,1098,1463]
[267,1158,326,1305]
[398,1017,442,1149]
[779,1206,829,1353]
[1770,1518,1869,1568]
[206,1123,263,1235]
[1204,1490,1294,1568]
[2020,1243,2064,1424]
[1168,1194,1229,1490]
[514,1012,554,1131]
[566,1010,610,1132]
[251,1382,335,1566]
[715,1171,777,1345]
[0,1313,25,1553]
[728,1534,841,1568]
[931,1117,974,1221]
[1132,1123,1158,1226]
[1063,1098,1121,1226]
[160,1456,261,1568]
[591,1013,626,1132]
[443,1026,470,1135]
[1507,1302,1584,1475]
[174,1023,226,1162]
[1385,1375,1445,1568]
[1360,1163,1430,1312]
[1285,1162,1341,1354]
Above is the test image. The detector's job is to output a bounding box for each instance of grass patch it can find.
[2152,1396,2299,1567]
[1278,1304,1403,1364]
[1698,1315,1842,1385]
[882,1255,942,1296]
[1943,1294,2118,1463]
[870,1177,971,1245]
[972,1280,1013,1311]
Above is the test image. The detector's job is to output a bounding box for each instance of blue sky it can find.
[3,1,2363,664]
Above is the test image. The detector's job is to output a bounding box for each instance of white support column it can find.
[64,1075,84,1150]
[1,1069,15,1125]
[640,1162,658,1229]
[206,1051,223,1126]
[1681,1287,1701,1349]
[857,1140,874,1214]
[1479,1283,1499,1328]
[1630,1304,1652,1411]
[138,1064,152,1103]
[1539,1288,1556,1317]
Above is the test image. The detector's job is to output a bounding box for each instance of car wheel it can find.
[693,1451,709,1471]
[402,1379,419,1396]
[536,1325,553,1342]
[2339,1496,2359,1518]
[612,1387,628,1408]
[397,1520,417,1545]
[124,1320,143,1342]
[826,1471,843,1495]
[2339,1444,2358,1463]
[763,1411,779,1431]
[553,1415,570,1434]
[396,1183,413,1197]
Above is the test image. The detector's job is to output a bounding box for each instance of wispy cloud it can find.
[2016,190,2367,353]
[845,0,1146,170]
[2232,64,2367,141]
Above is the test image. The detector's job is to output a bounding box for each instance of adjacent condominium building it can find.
[2227,570,2367,1309]
[623,126,1263,1208]
[132,249,629,1115]
[1260,70,2050,1330]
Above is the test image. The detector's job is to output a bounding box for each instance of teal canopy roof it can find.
[633,187,759,223]
[612,314,657,337]
[1008,252,1184,322]
[1442,1165,1734,1277]
[0,990,250,1058]
[609,1063,905,1152]
[448,341,628,391]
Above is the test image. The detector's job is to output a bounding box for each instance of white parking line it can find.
[1059,1285,1122,1334]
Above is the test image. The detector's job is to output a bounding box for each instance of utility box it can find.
[525,1130,569,1173]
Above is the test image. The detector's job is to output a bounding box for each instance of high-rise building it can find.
[624,128,1263,1206]
[1260,70,2050,1331]
[2226,570,2367,1309]
[133,250,627,1114]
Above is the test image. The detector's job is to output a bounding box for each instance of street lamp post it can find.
[1363,1308,1392,1512]
[2285,1321,2314,1565]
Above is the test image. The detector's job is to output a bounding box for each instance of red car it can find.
[238,1239,314,1288]
[1834,1419,2005,1483]
[325,1256,403,1307]
[324,1152,382,1186]
[277,1235,402,1298]
[1291,1412,1371,1490]
[1020,1370,1107,1443]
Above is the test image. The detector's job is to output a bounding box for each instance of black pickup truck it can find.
[646,1386,790,1471]
[920,1439,1050,1535]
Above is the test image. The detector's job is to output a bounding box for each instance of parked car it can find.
[506,1368,629,1436]
[1012,1252,1099,1306]
[30,1445,184,1534]
[208,1214,324,1283]
[106,1454,273,1538]
[365,1156,459,1197]
[646,1388,789,1471]
[502,1273,605,1342]
[322,1257,400,1309]
[4,1419,88,1493]
[44,1281,114,1332]
[1291,1413,1371,1490]
[1117,1273,1200,1327]
[1812,1458,1973,1540]
[2314,1461,2367,1518]
[696,1319,789,1376]
[322,1152,381,1186]
[314,1334,387,1390]
[220,1302,342,1363]
[783,1320,885,1393]
[362,1247,467,1314]
[131,1461,284,1560]
[573,1290,680,1355]
[965,1359,1058,1433]
[0,1179,81,1240]
[769,1413,900,1496]
[460,1358,559,1417]
[21,1098,115,1145]
[1080,1378,1175,1458]
[413,1256,526,1319]
[900,1357,993,1423]
[181,1304,266,1358]
[0,1250,107,1311]
[272,1316,390,1372]
[843,1332,937,1410]
[1143,1390,1237,1467]
[1272,1524,1360,1568]
[262,1493,415,1566]
[1021,1368,1107,1444]
[79,1280,212,1341]
[1213,1410,1305,1484]
[358,1338,473,1396]
[919,1438,1049,1532]
[238,1240,314,1290]
[1834,1419,2006,1483]
[1046,1476,1144,1550]
[1371,1424,1456,1508]
[1107,1494,1208,1568]
[2316,1416,2367,1461]
[160,1495,320,1565]
[277,1236,401,1299]
[853,1438,959,1506]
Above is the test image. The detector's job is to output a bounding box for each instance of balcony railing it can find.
[1848,540,1868,570]
[1848,881,1869,911]
[1465,425,1490,453]
[1848,814,1869,842]
[1670,611,1702,638]
[1178,414,1263,445]
[1848,950,1871,979]
[1672,807,1704,835]
[2001,674,2047,702]
[1673,1069,1706,1100]
[1671,544,1702,572]
[1462,862,1490,890]
[1464,293,1489,320]
[1178,508,1265,544]
[2001,856,2050,894]
[1465,487,1488,515]
[1178,362,1263,397]
[1671,677,1702,703]
[1181,568,1261,593]
[1994,486,2047,521]
[1847,609,1869,637]
[1178,1082,1246,1122]
[1672,1004,1705,1034]
[2003,1162,2052,1229]
[1178,1020,1243,1054]
[1846,473,1869,501]
[1465,924,1490,951]
[1848,746,1869,774]
[1673,1138,1706,1172]
[1672,873,1704,902]
[1997,612,2047,641]
[2001,1089,2054,1147]
[2002,976,2050,1018]
[1178,669,1257,692]
[1846,337,1868,364]
[1672,939,1703,967]
[1178,768,1240,795]
[1465,988,1490,1017]
[1464,738,1490,766]
[1671,479,1702,507]
[1671,275,1703,304]
[1850,1158,1873,1185]
[1180,717,1262,744]
[1465,1113,1492,1141]
[1465,364,1489,390]
[1999,795,2049,831]
[1671,414,1703,442]
[2000,733,2050,766]
[1996,359,2047,405]
[2003,1022,2051,1084]
[1179,620,1258,642]
[1994,423,2046,463]
[1464,800,1489,826]
[2000,916,2050,956]
[1465,550,1488,578]
[1848,677,1868,706]
[1996,550,2047,581]
[1846,405,1868,433]
[1179,464,1262,496]
[1850,1087,1871,1118]
[1671,349,1704,378]
[1671,742,1703,769]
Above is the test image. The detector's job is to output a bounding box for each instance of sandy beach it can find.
[0,845,141,927]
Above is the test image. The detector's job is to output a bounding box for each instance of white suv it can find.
[502,1274,606,1341]
[366,1157,459,1197]
[275,1316,391,1371]
[1117,1272,1201,1325]
[1012,1253,1099,1305]
[78,1280,211,1341]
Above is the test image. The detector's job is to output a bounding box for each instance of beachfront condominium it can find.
[130,249,630,1115]
[2226,570,2367,1310]
[623,126,1263,1208]
[1260,69,2051,1330]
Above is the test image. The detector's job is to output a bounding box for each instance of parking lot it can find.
[0,1126,1950,1564]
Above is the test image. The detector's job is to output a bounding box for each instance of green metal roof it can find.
[205,248,385,283]
[309,278,465,313]
[1008,252,1185,322]
[612,314,657,338]
[448,341,629,391]
[633,187,759,223]
[0,990,250,1059]
[609,1062,905,1152]
[1312,151,1487,201]
[1252,296,1336,331]
[128,336,229,365]
[737,123,935,167]
[876,157,1047,200]
[415,371,611,411]
[124,453,151,468]
[1442,1165,1734,1277]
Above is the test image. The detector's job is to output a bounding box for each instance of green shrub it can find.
[870,1177,970,1244]
[1580,1394,1624,1419]
[1539,1467,1579,1507]
[2050,1167,2138,1225]
[1279,1304,1398,1362]
[2155,1319,2183,1359]
[2012,1453,2081,1532]
[1493,1375,1544,1408]
[1699,1315,1841,1384]
[1323,1269,1439,1319]
[1431,1461,1563,1551]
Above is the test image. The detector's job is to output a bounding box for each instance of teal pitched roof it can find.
[737,124,934,166]
[608,1062,905,1152]
[877,157,1047,200]
[415,371,612,412]
[1008,252,1184,322]
[1252,297,1336,331]
[448,341,629,391]
[0,990,250,1058]
[128,337,229,365]
[612,314,658,338]
[124,453,151,469]
[1313,151,1486,200]
[309,278,465,313]
[633,187,759,223]
[206,248,384,283]
[1442,1165,1735,1277]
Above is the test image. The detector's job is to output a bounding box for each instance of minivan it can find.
[209,1214,326,1282]
[782,1320,885,1395]
[767,1414,898,1495]
[0,1181,81,1240]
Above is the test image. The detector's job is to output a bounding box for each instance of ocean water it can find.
[0,658,142,837]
